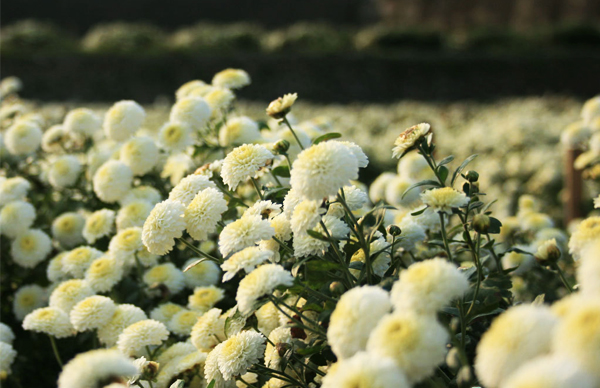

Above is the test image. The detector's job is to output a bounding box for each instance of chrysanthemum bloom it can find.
[421,187,469,214]
[243,200,282,220]
[170,96,212,130]
[391,258,469,314]
[0,200,35,238]
[213,330,266,380]
[0,342,16,376]
[205,87,235,112]
[63,108,101,137]
[70,295,116,332]
[169,174,216,206]
[385,176,420,207]
[11,229,52,268]
[85,255,125,292]
[154,351,208,388]
[48,155,82,188]
[219,116,261,147]
[62,246,104,278]
[57,349,138,388]
[336,185,369,211]
[120,136,159,176]
[116,200,153,230]
[108,226,149,264]
[520,212,554,232]
[290,141,359,201]
[321,352,409,388]
[191,308,225,351]
[0,176,30,205]
[93,160,133,203]
[255,302,280,336]
[0,323,15,344]
[236,372,258,388]
[49,279,95,312]
[221,247,273,282]
[327,286,391,360]
[182,258,221,288]
[188,285,225,312]
[157,341,197,365]
[13,284,46,321]
[52,212,86,247]
[270,213,292,242]
[236,264,294,315]
[143,263,186,294]
[339,141,369,169]
[219,215,275,257]
[212,69,251,89]
[22,307,75,338]
[350,237,391,278]
[97,304,147,346]
[103,100,146,141]
[175,80,207,100]
[282,187,302,218]
[142,199,186,255]
[82,209,115,243]
[264,327,292,370]
[552,300,600,377]
[396,217,426,251]
[367,312,448,383]
[502,355,595,388]
[117,319,170,356]
[569,216,600,260]
[266,93,297,119]
[47,252,69,283]
[290,200,323,234]
[158,121,193,152]
[577,241,600,296]
[221,144,274,191]
[475,305,558,388]
[150,303,186,325]
[120,186,162,206]
[161,153,193,185]
[41,124,68,153]
[4,120,42,155]
[391,123,431,158]
[168,309,202,336]
[293,215,350,257]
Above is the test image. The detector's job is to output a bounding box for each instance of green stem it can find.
[467,233,483,317]
[250,177,264,200]
[554,263,573,293]
[485,234,503,273]
[438,212,454,263]
[178,238,222,264]
[282,116,305,150]
[48,335,63,367]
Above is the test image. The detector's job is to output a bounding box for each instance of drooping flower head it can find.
[392,123,431,158]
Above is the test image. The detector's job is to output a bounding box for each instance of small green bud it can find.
[273,139,290,155]
[329,281,345,295]
[465,170,479,182]
[445,347,461,370]
[473,214,491,233]
[387,224,402,237]
[535,239,561,264]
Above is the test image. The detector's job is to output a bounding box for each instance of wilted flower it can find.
[391,123,430,158]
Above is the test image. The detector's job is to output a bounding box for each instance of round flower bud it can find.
[329,281,345,295]
[273,140,290,155]
[266,93,297,119]
[386,224,402,237]
[465,170,479,182]
[472,214,491,234]
[535,238,561,264]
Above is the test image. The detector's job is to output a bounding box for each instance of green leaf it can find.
[469,308,505,322]
[306,261,341,271]
[438,155,455,166]
[264,187,289,201]
[483,239,496,250]
[441,307,460,316]
[224,308,246,337]
[401,179,440,199]
[437,165,449,184]
[487,217,503,234]
[183,258,207,272]
[307,230,330,241]
[348,261,364,270]
[272,165,291,178]
[296,344,326,356]
[313,132,342,144]
[302,303,324,312]
[451,154,478,186]
[532,294,546,306]
[469,201,484,210]
[207,380,216,388]
[410,207,427,216]
[481,199,498,213]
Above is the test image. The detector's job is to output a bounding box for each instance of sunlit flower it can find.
[266,93,297,119]
[236,264,294,315]
[221,144,273,190]
[83,209,115,243]
[117,319,170,356]
[11,229,52,268]
[170,96,212,130]
[142,199,186,255]
[421,187,469,214]
[103,100,146,141]
[212,68,251,89]
[391,123,431,158]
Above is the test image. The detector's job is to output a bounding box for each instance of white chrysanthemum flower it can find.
[254,302,280,337]
[175,79,208,99]
[339,141,369,168]
[421,187,469,214]
[391,123,431,158]
[337,185,368,211]
[63,108,101,137]
[216,330,266,380]
[108,226,145,261]
[22,306,75,338]
[236,264,294,315]
[578,241,600,296]
[266,93,297,119]
[270,212,292,242]
[236,372,258,388]
[475,305,558,388]
[157,341,197,365]
[42,124,68,152]
[167,309,202,336]
[0,341,16,376]
[85,255,125,292]
[221,144,274,190]
[93,160,133,203]
[116,200,153,230]
[169,174,216,206]
[502,355,595,388]
[321,352,409,388]
[501,247,535,275]
[158,121,194,152]
[52,212,86,247]
[70,295,116,331]
[143,263,186,294]
[170,96,212,130]
[205,87,235,112]
[282,187,302,218]
[0,200,35,238]
[391,258,470,314]
[397,216,426,251]
[205,343,227,386]
[57,349,138,388]
[385,176,420,207]
[290,141,359,201]
[368,172,397,203]
[13,284,47,321]
[243,200,282,220]
[48,155,82,188]
[367,312,448,384]
[183,258,221,288]
[47,252,69,283]
[184,187,228,242]
[120,136,159,176]
[49,279,95,313]
[264,327,291,369]
[150,303,185,325]
[191,308,225,351]
[121,186,162,206]
[117,319,170,356]
[103,100,146,141]
[569,216,600,260]
[221,247,273,282]
[0,323,15,344]
[290,200,323,234]
[142,199,186,255]
[520,212,554,232]
[293,215,350,257]
[350,237,391,278]
[219,215,275,257]
[4,120,42,155]
[155,350,207,387]
[219,116,261,147]
[98,304,147,347]
[83,209,115,243]
[327,286,391,360]
[188,286,225,313]
[11,229,52,268]
[0,176,30,205]
[212,69,251,89]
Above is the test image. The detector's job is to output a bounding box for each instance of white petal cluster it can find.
[185,187,228,241]
[103,100,146,141]
[93,160,133,203]
[221,144,274,190]
[58,349,138,388]
[236,264,294,315]
[117,319,170,356]
[142,199,186,255]
[219,215,275,257]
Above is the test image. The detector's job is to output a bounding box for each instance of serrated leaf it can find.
[272,165,291,178]
[313,132,342,144]
[401,180,440,199]
[451,154,478,186]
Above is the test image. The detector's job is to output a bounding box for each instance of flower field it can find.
[0,72,599,388]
